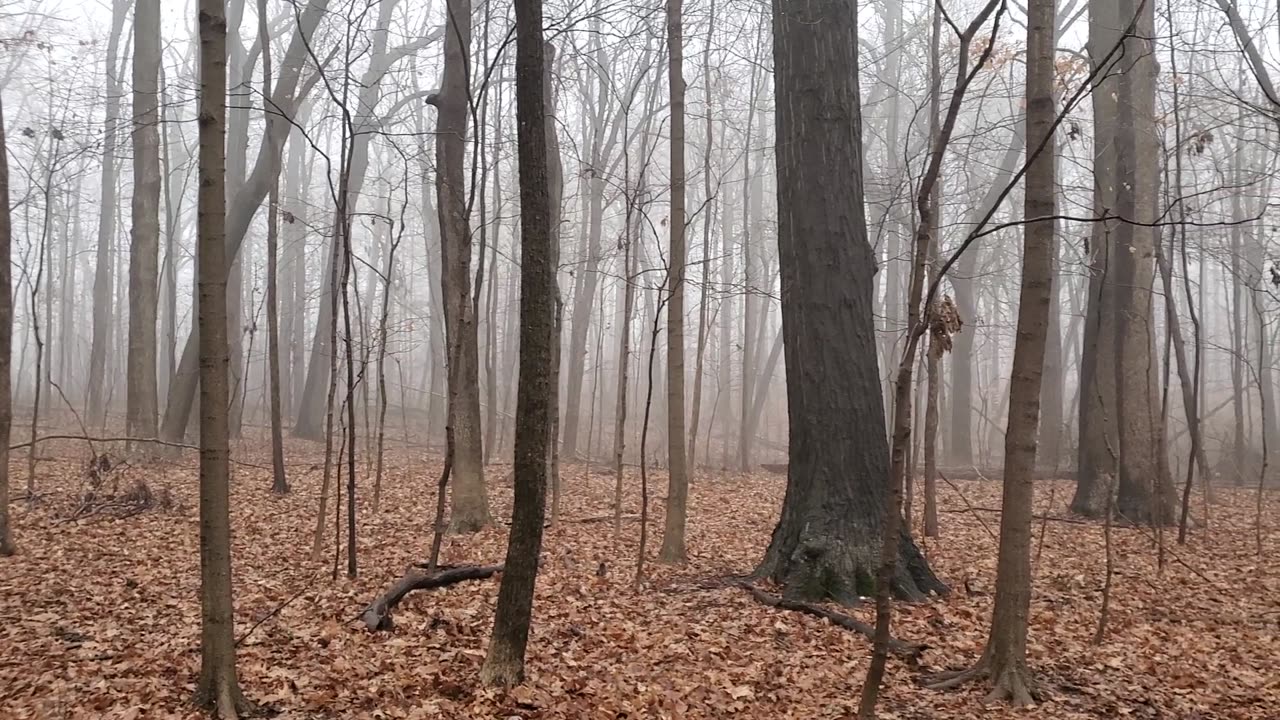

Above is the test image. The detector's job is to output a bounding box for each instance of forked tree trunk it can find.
[659,0,690,565]
[435,0,491,532]
[760,0,943,607]
[194,0,251,713]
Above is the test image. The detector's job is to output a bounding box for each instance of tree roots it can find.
[923,655,1040,708]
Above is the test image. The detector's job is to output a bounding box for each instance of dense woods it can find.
[1,0,1278,717]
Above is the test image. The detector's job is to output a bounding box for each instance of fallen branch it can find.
[734,581,924,660]
[359,563,503,631]
[10,435,199,452]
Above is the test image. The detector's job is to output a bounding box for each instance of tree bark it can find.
[194,0,251,713]
[436,0,491,532]
[481,7,556,683]
[0,95,14,556]
[127,0,162,441]
[659,0,690,564]
[760,0,943,605]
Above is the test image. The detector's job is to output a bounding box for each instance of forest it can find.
[0,0,1277,717]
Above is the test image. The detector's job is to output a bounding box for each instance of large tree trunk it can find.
[0,95,14,556]
[659,0,690,564]
[127,0,162,442]
[1073,0,1122,515]
[193,0,250,713]
[759,0,943,604]
[88,0,129,428]
[480,19,555,686]
[436,0,490,532]
[1109,0,1176,525]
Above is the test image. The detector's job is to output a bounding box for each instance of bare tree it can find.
[480,7,555,685]
[659,0,689,565]
[194,0,250,713]
[127,0,162,442]
[923,0,1056,706]
[261,0,287,494]
[87,0,129,428]
[0,94,14,557]
[434,0,491,531]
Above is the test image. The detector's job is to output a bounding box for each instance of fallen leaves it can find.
[0,437,1276,719]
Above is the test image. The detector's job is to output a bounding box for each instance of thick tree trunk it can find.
[127,0,162,441]
[659,0,690,564]
[436,0,490,532]
[1110,0,1175,525]
[194,0,250,713]
[760,0,943,605]
[480,19,555,686]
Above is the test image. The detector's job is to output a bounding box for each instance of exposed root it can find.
[923,654,1040,707]
[735,581,924,660]
[193,675,254,719]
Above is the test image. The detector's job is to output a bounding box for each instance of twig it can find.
[937,472,998,542]
[237,571,321,647]
[10,435,199,452]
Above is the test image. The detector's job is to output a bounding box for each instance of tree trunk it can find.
[659,0,690,564]
[0,95,14,556]
[260,0,287,494]
[127,0,162,441]
[1110,0,1175,525]
[977,0,1054,701]
[760,0,943,605]
[480,13,554,686]
[436,0,490,532]
[688,0,716,469]
[194,0,250,712]
[88,0,129,428]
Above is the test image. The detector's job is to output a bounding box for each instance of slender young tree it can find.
[261,0,287,494]
[924,0,1055,706]
[127,0,163,441]
[0,95,13,557]
[480,7,554,688]
[659,0,690,565]
[194,0,250,714]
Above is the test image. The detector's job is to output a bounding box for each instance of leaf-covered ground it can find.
[2,438,1277,719]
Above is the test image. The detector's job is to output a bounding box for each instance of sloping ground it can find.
[1,438,1276,719]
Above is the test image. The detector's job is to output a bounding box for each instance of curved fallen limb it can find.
[734,581,924,660]
[359,563,503,631]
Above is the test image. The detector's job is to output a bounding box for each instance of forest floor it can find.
[1,436,1278,720]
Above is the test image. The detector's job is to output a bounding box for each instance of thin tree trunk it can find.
[194,0,251,710]
[260,0,287,495]
[659,0,690,565]
[0,94,14,556]
[88,0,129,429]
[480,17,554,686]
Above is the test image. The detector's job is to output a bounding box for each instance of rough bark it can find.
[194,0,251,714]
[127,0,162,441]
[759,0,943,605]
[480,17,556,686]
[436,0,490,531]
[660,0,690,565]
